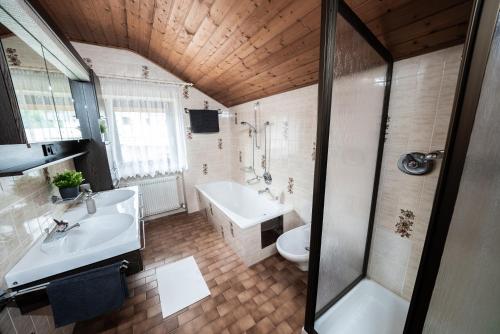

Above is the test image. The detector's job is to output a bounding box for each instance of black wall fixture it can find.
[70,71,113,192]
[0,141,88,177]
[0,39,27,145]
[404,0,498,332]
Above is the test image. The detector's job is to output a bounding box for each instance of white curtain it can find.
[100,78,187,179]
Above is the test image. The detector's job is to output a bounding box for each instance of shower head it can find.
[240,121,257,131]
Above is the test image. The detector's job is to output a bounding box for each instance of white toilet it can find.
[276,224,310,271]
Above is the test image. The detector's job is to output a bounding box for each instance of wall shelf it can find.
[0,151,87,177]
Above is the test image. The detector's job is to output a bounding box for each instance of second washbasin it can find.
[94,189,135,207]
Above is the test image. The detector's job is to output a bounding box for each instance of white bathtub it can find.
[195,181,292,229]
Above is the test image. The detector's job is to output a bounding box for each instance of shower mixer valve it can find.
[397,150,444,176]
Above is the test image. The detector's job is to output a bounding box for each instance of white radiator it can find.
[121,175,185,217]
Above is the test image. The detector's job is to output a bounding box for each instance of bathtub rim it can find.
[195,180,293,229]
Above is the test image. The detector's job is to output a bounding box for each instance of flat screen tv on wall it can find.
[189,109,220,133]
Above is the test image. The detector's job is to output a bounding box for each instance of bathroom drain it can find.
[305,246,310,251]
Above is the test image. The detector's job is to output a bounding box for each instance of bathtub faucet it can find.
[258,187,277,200]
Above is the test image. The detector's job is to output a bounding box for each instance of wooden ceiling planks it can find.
[35,0,472,106]
[348,0,473,60]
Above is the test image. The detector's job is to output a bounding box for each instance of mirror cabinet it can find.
[0,24,82,144]
[0,0,113,190]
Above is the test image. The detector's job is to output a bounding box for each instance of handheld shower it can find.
[240,121,260,183]
[240,121,257,132]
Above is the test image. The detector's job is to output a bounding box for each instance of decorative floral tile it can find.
[183,85,189,99]
[395,209,414,238]
[287,177,294,194]
[186,128,193,140]
[261,155,266,169]
[6,48,21,66]
[384,115,391,142]
[202,163,208,175]
[282,121,289,140]
[312,141,316,161]
[204,100,209,110]
[141,65,150,79]
[217,138,223,150]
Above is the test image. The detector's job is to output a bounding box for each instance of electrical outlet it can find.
[42,144,55,156]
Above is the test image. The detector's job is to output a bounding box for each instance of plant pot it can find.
[59,186,79,200]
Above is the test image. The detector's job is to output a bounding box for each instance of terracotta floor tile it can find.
[247,317,276,334]
[74,212,307,334]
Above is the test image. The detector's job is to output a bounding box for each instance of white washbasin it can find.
[62,213,134,253]
[5,187,141,288]
[95,189,135,207]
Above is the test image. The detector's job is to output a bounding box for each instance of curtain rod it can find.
[97,74,194,86]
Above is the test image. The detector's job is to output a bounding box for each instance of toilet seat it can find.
[276,224,310,271]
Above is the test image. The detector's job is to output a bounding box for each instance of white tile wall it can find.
[229,85,318,226]
[72,43,232,213]
[0,159,76,334]
[368,45,463,300]
[71,43,318,222]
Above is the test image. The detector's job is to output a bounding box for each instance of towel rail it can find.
[184,108,223,114]
[0,260,130,305]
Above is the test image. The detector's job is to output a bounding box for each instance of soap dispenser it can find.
[85,190,97,214]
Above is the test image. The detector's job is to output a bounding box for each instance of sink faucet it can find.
[43,219,80,243]
[258,187,277,200]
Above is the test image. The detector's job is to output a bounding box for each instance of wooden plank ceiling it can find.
[36,0,472,106]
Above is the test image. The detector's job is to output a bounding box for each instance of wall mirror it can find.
[0,0,90,145]
[0,23,81,143]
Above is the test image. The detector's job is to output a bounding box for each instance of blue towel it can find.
[47,262,128,327]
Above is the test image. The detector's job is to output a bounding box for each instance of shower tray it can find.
[315,279,409,334]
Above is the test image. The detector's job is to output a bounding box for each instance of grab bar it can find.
[139,192,145,219]
[140,219,146,251]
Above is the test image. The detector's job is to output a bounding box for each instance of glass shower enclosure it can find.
[305,0,493,333]
[304,0,395,333]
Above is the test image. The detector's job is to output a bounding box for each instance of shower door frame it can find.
[304,0,393,332]
[404,0,499,332]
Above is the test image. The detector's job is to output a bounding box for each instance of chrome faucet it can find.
[43,219,80,243]
[258,187,277,200]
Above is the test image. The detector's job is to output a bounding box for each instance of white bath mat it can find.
[156,256,210,318]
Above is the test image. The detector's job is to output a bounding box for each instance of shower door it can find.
[305,0,392,331]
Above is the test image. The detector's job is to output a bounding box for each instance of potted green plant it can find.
[52,170,84,200]
[99,119,107,142]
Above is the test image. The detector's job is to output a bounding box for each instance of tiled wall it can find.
[0,159,76,333]
[72,43,232,213]
[368,45,463,300]
[229,85,318,227]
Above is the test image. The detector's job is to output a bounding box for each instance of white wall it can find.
[368,45,463,300]
[72,43,233,213]
[229,85,318,227]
